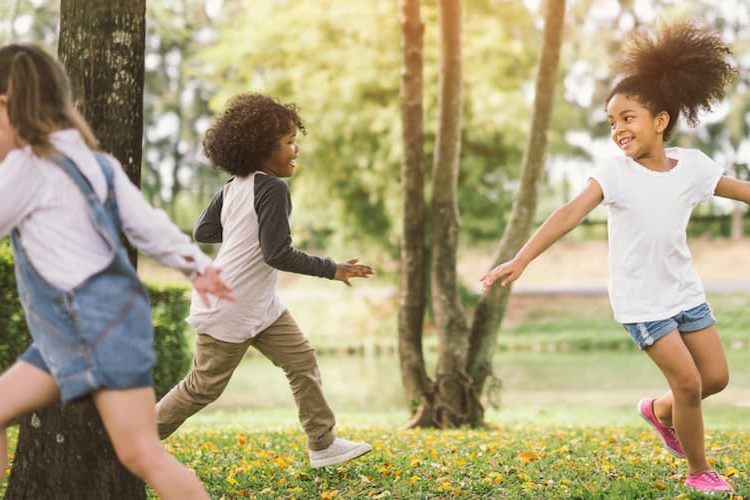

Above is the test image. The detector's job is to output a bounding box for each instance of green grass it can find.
[156,422,750,498]
[133,261,750,497]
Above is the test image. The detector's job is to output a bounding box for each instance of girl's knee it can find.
[671,371,702,401]
[113,438,164,477]
[703,371,729,396]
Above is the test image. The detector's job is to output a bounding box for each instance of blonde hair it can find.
[0,43,98,158]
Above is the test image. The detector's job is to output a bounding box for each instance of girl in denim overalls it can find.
[0,44,234,499]
[481,21,746,493]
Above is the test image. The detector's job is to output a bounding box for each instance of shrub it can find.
[0,241,191,398]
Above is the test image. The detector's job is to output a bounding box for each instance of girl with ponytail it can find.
[0,43,236,498]
[482,20,745,492]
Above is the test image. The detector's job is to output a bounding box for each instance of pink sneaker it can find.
[685,470,733,492]
[637,398,685,458]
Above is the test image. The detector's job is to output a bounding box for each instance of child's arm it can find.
[256,176,373,283]
[332,258,374,287]
[193,181,230,244]
[108,155,235,302]
[480,179,603,292]
[714,176,750,204]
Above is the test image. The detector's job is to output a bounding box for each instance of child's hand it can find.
[334,258,374,287]
[192,265,236,306]
[480,259,524,293]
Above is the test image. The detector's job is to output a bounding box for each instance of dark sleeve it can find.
[193,179,232,243]
[254,175,337,279]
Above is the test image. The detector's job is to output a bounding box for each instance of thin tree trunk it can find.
[467,0,566,402]
[430,0,480,428]
[6,2,147,497]
[397,0,434,428]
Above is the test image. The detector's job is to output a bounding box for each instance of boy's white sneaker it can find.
[308,437,372,468]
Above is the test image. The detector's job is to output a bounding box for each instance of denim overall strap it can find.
[11,153,154,402]
[54,153,123,254]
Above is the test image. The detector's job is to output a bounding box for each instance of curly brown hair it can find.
[606,20,738,140]
[202,93,306,176]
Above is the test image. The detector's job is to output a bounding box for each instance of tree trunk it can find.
[6,402,143,499]
[397,0,434,428]
[6,1,147,497]
[467,0,566,402]
[430,0,481,428]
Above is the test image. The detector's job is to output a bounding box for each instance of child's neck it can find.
[635,147,675,172]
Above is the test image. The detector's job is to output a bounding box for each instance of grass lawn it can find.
[158,418,750,498]
[127,244,750,497]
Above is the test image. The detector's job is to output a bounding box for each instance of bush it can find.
[149,284,192,398]
[0,241,191,398]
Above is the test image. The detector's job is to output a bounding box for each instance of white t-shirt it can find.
[590,147,724,323]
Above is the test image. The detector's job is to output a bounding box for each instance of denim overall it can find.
[11,153,155,402]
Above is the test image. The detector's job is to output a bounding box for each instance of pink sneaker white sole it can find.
[637,397,685,458]
[685,470,733,492]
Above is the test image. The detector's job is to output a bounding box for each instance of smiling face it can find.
[606,93,670,160]
[262,129,299,178]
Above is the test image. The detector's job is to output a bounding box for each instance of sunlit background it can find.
[1,0,749,429]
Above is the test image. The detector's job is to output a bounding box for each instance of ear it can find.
[654,111,670,135]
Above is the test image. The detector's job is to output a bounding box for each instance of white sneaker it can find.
[308,437,372,468]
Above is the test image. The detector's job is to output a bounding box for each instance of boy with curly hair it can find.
[156,93,373,468]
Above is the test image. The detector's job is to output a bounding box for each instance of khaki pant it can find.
[156,310,336,450]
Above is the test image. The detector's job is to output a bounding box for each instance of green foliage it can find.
[196,0,541,260]
[148,284,192,398]
[0,244,32,373]
[0,242,190,397]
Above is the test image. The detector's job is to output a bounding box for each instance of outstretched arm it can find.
[256,176,339,278]
[714,176,750,204]
[480,179,603,292]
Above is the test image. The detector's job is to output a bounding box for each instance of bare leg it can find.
[92,388,209,500]
[652,326,729,427]
[0,361,60,485]
[644,330,710,475]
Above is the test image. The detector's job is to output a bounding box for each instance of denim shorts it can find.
[623,302,715,350]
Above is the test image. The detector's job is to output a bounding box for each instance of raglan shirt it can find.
[186,172,337,342]
[590,147,724,324]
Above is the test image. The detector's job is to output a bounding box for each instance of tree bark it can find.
[6,401,142,499]
[6,1,147,498]
[397,0,434,428]
[430,0,480,428]
[467,0,566,400]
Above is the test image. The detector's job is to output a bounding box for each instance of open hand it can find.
[479,259,524,293]
[334,258,374,287]
[192,265,236,306]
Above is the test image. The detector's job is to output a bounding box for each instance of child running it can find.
[156,93,374,468]
[481,21,744,493]
[0,44,236,499]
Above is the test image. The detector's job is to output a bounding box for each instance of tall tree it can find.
[467,0,566,398]
[397,0,432,427]
[399,0,566,427]
[5,1,147,497]
[429,0,481,427]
